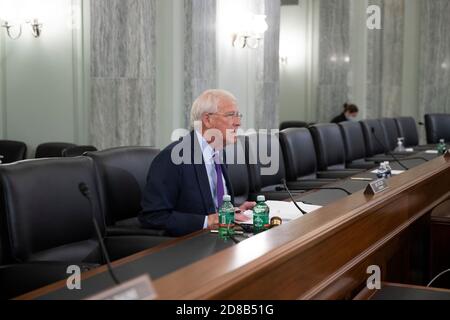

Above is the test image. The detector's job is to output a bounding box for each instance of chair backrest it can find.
[0,158,104,263]
[360,119,389,157]
[224,138,249,207]
[87,147,160,225]
[279,121,308,131]
[394,117,419,147]
[309,123,346,171]
[35,142,77,158]
[62,145,98,157]
[0,140,27,164]
[338,121,367,163]
[245,133,287,193]
[424,114,450,144]
[380,118,401,151]
[279,128,318,181]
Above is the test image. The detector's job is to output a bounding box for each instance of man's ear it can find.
[202,113,213,129]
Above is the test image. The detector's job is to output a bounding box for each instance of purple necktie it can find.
[214,156,225,209]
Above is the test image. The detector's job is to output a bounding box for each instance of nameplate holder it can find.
[444,150,450,160]
[364,179,389,196]
[86,275,157,300]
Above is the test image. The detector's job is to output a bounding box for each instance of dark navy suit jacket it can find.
[139,131,234,237]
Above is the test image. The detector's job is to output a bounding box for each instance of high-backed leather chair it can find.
[245,133,304,201]
[35,142,77,158]
[87,147,167,236]
[225,138,249,207]
[424,114,450,144]
[0,158,170,266]
[309,124,364,178]
[62,145,98,157]
[360,119,390,158]
[279,121,308,131]
[380,118,401,151]
[395,117,419,147]
[0,140,27,164]
[279,128,337,187]
[338,122,377,170]
[0,244,81,299]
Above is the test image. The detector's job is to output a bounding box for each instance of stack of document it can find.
[241,200,322,225]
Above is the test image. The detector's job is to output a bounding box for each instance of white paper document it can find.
[425,150,439,154]
[241,200,322,225]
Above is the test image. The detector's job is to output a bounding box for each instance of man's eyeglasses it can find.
[208,112,244,119]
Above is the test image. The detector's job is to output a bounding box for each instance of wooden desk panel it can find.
[17,155,450,300]
[152,156,450,299]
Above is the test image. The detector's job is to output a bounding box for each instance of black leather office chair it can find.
[380,118,401,151]
[338,122,377,170]
[86,147,167,237]
[224,138,250,207]
[395,117,419,147]
[0,158,170,266]
[62,145,98,157]
[424,114,450,144]
[245,133,304,201]
[279,121,309,131]
[35,142,77,158]
[360,119,390,159]
[279,128,337,187]
[0,252,83,299]
[309,124,364,178]
[0,140,27,164]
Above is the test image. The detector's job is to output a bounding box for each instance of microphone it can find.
[79,182,120,285]
[371,128,409,171]
[281,179,307,215]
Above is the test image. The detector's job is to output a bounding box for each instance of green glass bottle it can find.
[437,139,447,155]
[253,195,270,234]
[218,195,235,239]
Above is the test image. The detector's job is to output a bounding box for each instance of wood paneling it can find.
[17,156,450,300]
[151,156,450,299]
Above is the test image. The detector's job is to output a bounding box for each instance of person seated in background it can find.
[331,103,359,123]
[139,89,255,237]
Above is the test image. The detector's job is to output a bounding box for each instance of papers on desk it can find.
[425,150,439,154]
[241,200,322,225]
[371,170,405,176]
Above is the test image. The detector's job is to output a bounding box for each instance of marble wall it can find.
[316,0,351,122]
[419,0,450,117]
[90,0,157,149]
[255,0,281,130]
[184,0,217,128]
[366,0,405,119]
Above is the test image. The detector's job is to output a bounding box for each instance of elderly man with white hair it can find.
[139,89,255,237]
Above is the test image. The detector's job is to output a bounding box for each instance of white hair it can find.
[190,89,237,127]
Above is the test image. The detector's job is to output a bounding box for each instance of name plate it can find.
[364,179,389,196]
[86,275,157,300]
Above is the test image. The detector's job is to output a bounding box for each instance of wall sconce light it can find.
[0,0,43,40]
[232,14,269,49]
[1,19,43,39]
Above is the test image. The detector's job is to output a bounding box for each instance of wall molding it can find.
[0,24,6,139]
